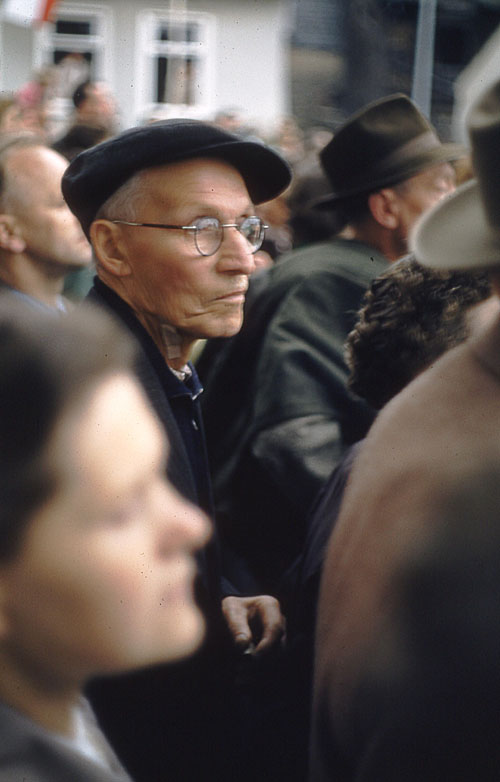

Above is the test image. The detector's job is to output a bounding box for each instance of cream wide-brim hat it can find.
[410,178,500,271]
[411,77,500,272]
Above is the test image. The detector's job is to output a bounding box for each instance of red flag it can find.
[40,0,58,23]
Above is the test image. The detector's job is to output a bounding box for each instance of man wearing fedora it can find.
[61,119,291,781]
[198,93,460,598]
[310,79,500,781]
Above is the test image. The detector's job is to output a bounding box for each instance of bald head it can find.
[0,142,91,271]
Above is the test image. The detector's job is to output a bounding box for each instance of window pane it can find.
[156,56,167,102]
[156,56,196,105]
[156,23,200,42]
[55,20,92,36]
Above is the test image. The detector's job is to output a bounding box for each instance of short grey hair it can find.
[96,168,152,223]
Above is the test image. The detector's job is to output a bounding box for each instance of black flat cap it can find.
[62,119,292,237]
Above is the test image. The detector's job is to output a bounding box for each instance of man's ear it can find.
[368,189,399,230]
[0,214,26,254]
[90,220,132,277]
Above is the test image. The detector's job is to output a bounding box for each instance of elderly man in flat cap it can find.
[198,94,460,599]
[310,79,500,781]
[62,120,291,782]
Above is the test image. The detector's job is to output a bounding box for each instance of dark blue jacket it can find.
[85,279,240,782]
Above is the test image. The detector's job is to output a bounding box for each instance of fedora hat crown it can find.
[318,94,461,207]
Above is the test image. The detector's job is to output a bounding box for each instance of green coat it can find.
[199,238,388,594]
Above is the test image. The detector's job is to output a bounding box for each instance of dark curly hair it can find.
[346,256,491,410]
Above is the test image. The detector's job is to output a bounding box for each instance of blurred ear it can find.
[368,189,399,230]
[90,219,132,277]
[0,214,26,254]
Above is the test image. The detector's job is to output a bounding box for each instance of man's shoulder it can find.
[86,280,117,310]
[86,281,140,336]
[0,700,131,782]
[86,283,164,391]
[341,333,496,509]
[86,282,182,392]
[315,325,500,732]
[358,344,469,454]
[268,238,387,291]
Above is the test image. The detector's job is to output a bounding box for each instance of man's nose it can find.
[217,226,257,275]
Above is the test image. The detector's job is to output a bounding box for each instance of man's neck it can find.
[135,310,194,370]
[97,274,195,369]
[0,255,66,309]
[349,222,405,263]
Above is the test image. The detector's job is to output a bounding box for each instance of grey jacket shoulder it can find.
[0,701,132,782]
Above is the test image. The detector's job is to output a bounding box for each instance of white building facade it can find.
[0,0,293,135]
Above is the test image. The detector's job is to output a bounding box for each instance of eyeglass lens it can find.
[194,216,265,256]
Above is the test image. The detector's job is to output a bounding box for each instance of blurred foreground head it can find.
[0,299,209,694]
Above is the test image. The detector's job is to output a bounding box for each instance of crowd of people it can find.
[1,61,500,782]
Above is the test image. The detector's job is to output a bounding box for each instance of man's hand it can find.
[222,595,285,656]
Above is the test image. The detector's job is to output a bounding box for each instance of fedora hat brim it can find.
[410,179,500,271]
[314,141,465,211]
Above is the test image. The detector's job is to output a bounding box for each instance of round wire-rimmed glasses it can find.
[110,215,269,257]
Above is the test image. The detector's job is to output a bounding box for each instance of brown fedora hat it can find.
[411,79,500,271]
[316,93,463,209]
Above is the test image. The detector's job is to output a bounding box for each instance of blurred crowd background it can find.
[2,1,500,147]
[1,0,499,285]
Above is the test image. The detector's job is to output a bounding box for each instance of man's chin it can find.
[186,312,244,343]
[211,317,244,339]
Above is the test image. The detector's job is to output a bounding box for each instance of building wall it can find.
[1,21,35,91]
[212,0,292,132]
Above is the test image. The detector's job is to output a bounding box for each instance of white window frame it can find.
[34,3,112,93]
[33,2,113,134]
[134,8,216,123]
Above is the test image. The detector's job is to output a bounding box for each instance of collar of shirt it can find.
[0,283,67,314]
